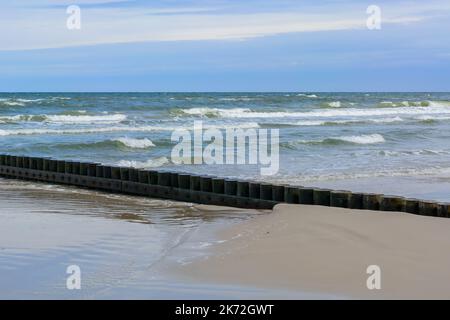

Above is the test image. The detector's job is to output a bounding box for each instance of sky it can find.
[1,0,450,92]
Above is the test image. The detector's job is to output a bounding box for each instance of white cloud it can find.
[0,2,437,51]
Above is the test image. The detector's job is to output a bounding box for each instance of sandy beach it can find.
[2,177,450,299]
[178,204,450,299]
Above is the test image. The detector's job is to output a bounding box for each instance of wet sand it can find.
[0,178,273,299]
[3,177,450,299]
[178,204,450,299]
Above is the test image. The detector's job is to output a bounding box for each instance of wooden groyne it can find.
[0,154,449,217]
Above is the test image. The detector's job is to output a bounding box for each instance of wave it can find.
[292,117,404,126]
[0,101,25,107]
[370,116,404,123]
[283,166,450,183]
[297,94,318,98]
[0,115,47,122]
[218,97,255,101]
[0,113,127,124]
[173,103,450,119]
[16,98,46,103]
[378,100,432,107]
[116,157,169,168]
[60,110,87,115]
[0,98,54,107]
[113,137,155,149]
[326,101,341,108]
[0,122,260,136]
[170,107,252,118]
[283,134,385,148]
[294,120,330,126]
[44,114,127,124]
[0,97,70,103]
[334,134,385,144]
[51,97,71,100]
[379,149,450,157]
[415,115,450,123]
[45,138,156,151]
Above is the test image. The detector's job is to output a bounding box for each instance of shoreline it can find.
[175,203,450,299]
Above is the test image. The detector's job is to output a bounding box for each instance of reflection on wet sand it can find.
[0,178,271,299]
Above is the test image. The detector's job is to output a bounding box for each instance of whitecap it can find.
[117,157,169,168]
[44,114,127,124]
[113,137,155,149]
[327,101,341,108]
[0,122,260,136]
[1,101,25,106]
[182,104,450,119]
[334,134,385,144]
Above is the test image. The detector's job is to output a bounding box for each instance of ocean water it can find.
[1,92,450,201]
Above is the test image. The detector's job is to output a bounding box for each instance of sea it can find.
[1,92,450,201]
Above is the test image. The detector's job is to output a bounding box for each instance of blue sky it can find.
[1,0,450,91]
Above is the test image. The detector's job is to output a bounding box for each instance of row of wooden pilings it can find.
[0,154,448,217]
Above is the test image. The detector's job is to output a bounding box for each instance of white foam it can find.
[117,157,169,168]
[218,97,254,101]
[370,116,404,123]
[0,115,32,121]
[295,120,328,126]
[0,113,127,124]
[178,107,252,117]
[416,115,450,121]
[44,114,127,124]
[113,137,155,149]
[176,103,450,119]
[379,149,450,157]
[1,101,25,106]
[335,134,385,144]
[16,98,45,102]
[327,101,341,108]
[288,134,386,146]
[293,117,403,126]
[0,122,260,136]
[290,166,450,183]
[52,97,71,100]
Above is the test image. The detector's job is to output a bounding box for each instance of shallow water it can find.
[1,92,449,201]
[1,178,312,299]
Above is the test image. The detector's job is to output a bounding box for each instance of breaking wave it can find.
[0,122,260,136]
[292,117,404,126]
[0,113,127,124]
[116,157,169,168]
[173,102,450,119]
[283,134,386,148]
[113,137,155,149]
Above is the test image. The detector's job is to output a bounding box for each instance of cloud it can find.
[0,1,442,51]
